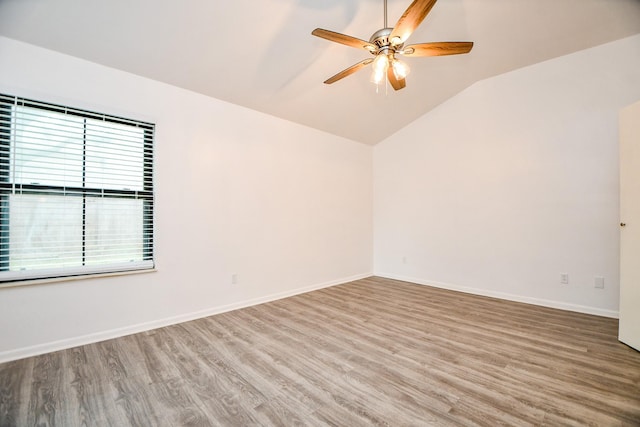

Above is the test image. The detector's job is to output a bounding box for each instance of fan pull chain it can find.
[374,79,390,96]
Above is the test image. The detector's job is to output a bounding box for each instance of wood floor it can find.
[1,277,639,426]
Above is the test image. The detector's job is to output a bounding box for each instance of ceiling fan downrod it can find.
[384,0,388,28]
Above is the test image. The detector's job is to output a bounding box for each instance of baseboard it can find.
[375,273,619,319]
[0,272,372,364]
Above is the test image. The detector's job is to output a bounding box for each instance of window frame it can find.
[0,94,155,284]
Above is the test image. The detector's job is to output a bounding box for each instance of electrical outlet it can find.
[402,256,407,264]
[594,276,604,289]
[231,274,238,285]
[560,273,569,284]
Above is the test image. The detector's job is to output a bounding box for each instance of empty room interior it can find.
[1,0,640,425]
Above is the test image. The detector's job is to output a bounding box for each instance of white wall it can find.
[374,35,640,317]
[0,36,373,362]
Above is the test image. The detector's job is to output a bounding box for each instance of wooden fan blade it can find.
[324,58,374,84]
[312,28,376,52]
[387,67,407,91]
[389,0,438,46]
[402,41,473,57]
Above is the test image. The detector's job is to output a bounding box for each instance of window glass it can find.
[13,106,84,187]
[85,197,144,265]
[85,120,145,191]
[8,194,83,271]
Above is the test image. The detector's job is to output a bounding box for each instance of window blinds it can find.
[0,94,154,283]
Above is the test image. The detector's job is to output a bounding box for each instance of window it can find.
[0,94,154,283]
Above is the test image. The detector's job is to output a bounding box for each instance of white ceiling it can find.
[1,0,639,144]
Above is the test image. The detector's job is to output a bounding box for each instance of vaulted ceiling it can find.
[1,0,639,144]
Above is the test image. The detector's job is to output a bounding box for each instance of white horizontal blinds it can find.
[0,94,154,282]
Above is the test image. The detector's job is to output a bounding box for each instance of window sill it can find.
[0,268,157,289]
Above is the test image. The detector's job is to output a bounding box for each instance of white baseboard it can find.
[375,273,619,319]
[0,272,372,364]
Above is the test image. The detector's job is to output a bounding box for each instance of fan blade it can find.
[389,0,438,46]
[324,58,374,84]
[387,67,407,91]
[402,41,473,57]
[312,28,376,52]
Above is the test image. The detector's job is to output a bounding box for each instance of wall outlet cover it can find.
[595,276,605,289]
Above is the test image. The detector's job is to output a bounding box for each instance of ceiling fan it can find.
[312,0,473,90]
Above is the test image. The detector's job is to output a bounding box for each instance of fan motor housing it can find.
[369,28,402,53]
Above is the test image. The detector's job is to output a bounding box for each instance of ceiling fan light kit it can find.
[312,0,473,91]
[370,54,389,84]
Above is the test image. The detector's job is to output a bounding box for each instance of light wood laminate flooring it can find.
[1,277,639,426]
